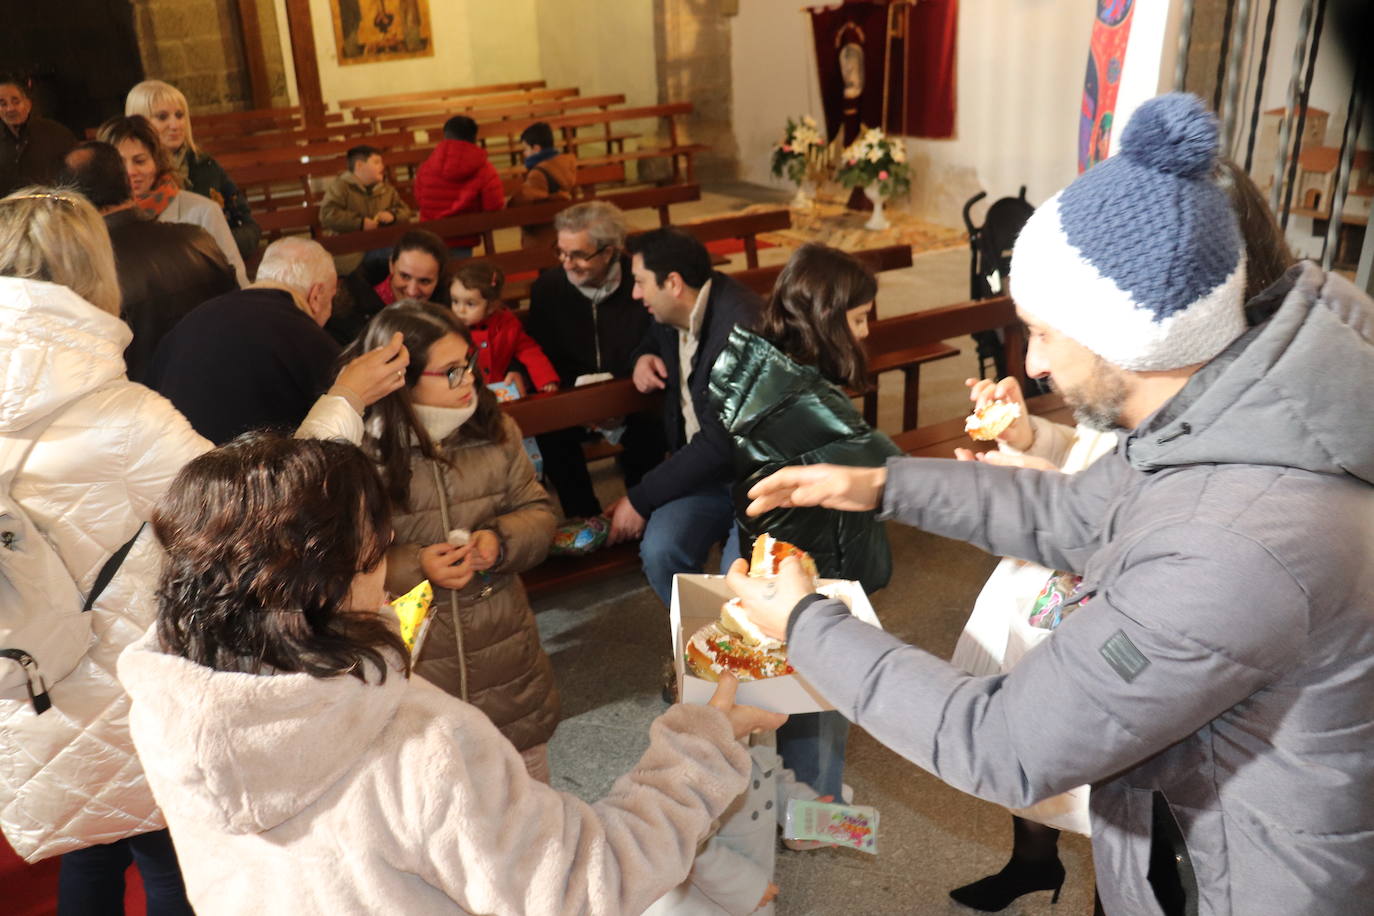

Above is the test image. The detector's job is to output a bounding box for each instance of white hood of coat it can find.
[0,277,131,432]
[118,631,408,835]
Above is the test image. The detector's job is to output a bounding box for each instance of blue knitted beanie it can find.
[1010,93,1247,371]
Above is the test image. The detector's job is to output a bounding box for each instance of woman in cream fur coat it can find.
[118,434,785,916]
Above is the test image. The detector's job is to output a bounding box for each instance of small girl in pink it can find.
[450,261,559,396]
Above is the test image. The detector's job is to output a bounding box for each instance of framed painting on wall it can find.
[330,0,434,65]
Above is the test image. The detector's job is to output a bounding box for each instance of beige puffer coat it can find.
[382,414,559,751]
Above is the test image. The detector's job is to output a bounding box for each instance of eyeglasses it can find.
[554,243,611,265]
[419,351,481,388]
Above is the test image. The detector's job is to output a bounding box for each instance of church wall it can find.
[731,0,1090,229]
[132,0,253,112]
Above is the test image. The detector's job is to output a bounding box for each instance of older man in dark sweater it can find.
[526,201,666,519]
[149,237,342,445]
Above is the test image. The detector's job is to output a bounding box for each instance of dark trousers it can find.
[58,829,193,916]
[537,410,665,518]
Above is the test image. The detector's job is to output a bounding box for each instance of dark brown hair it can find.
[1215,158,1295,301]
[758,243,874,390]
[95,115,171,183]
[452,259,505,303]
[153,433,408,683]
[341,300,506,509]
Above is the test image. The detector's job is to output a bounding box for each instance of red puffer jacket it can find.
[414,140,505,246]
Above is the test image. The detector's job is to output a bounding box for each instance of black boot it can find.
[950,816,1065,911]
[949,856,1066,911]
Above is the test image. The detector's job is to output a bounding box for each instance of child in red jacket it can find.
[451,261,559,395]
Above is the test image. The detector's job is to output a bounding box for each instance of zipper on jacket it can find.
[429,461,470,701]
[0,649,52,714]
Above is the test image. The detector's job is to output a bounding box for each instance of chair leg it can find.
[902,367,921,431]
[863,378,879,427]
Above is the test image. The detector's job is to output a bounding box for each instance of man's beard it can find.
[1051,353,1129,432]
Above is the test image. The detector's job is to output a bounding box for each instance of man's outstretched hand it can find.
[745,465,887,517]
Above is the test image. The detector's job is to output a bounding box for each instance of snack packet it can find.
[390,579,435,654]
[783,798,879,854]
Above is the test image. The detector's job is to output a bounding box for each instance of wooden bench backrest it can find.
[215,131,416,169]
[354,86,581,123]
[732,244,913,297]
[376,93,628,134]
[199,120,379,155]
[316,183,701,255]
[337,80,547,112]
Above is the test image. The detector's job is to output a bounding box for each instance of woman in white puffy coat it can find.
[0,187,407,913]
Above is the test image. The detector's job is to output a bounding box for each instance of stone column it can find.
[653,0,739,182]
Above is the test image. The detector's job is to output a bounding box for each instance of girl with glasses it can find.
[341,300,561,780]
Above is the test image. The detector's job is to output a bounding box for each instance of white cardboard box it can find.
[670,574,883,715]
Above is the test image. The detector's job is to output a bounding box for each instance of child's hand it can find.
[964,376,1033,451]
[502,372,527,397]
[954,448,1056,471]
[467,529,501,571]
[540,382,558,393]
[419,543,474,591]
[362,217,379,232]
[754,884,780,912]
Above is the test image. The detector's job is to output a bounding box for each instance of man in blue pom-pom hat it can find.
[726,93,1374,915]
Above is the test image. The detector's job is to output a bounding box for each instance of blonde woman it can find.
[97,114,248,286]
[0,186,409,912]
[125,79,261,260]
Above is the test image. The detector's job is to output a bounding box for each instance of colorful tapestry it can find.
[1079,0,1136,172]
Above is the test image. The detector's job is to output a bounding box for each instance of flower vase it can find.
[863,184,889,231]
[791,180,816,209]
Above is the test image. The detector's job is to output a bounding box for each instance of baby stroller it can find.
[962,187,1035,379]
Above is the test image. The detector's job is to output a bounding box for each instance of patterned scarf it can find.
[134,174,181,218]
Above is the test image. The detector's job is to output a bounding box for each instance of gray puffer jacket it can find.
[784,262,1374,915]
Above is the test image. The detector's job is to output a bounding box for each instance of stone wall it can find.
[654,0,739,182]
[131,0,289,112]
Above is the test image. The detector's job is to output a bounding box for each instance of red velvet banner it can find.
[808,0,957,142]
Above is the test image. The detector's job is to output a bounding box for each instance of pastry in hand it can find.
[750,533,819,578]
[964,399,1023,441]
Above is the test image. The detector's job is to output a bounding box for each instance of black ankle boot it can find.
[949,857,1066,912]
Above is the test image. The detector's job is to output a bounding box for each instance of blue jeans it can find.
[778,710,850,799]
[640,484,741,606]
[58,828,193,916]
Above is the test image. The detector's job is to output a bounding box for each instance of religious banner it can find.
[1079,0,1136,172]
[331,0,434,65]
[808,1,902,144]
[809,1,957,143]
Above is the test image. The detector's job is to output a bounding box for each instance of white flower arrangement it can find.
[836,127,911,197]
[771,115,829,186]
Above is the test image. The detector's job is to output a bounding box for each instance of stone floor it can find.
[531,182,1096,915]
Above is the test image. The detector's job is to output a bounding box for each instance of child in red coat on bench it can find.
[450,261,559,395]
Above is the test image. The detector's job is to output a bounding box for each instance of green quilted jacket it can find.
[708,326,903,592]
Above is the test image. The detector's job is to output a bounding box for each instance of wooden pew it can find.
[316,183,702,259]
[375,93,628,137]
[338,80,547,113]
[354,86,583,125]
[199,120,379,155]
[215,131,416,170]
[499,379,662,597]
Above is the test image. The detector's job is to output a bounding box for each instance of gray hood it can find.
[1128,262,1374,484]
